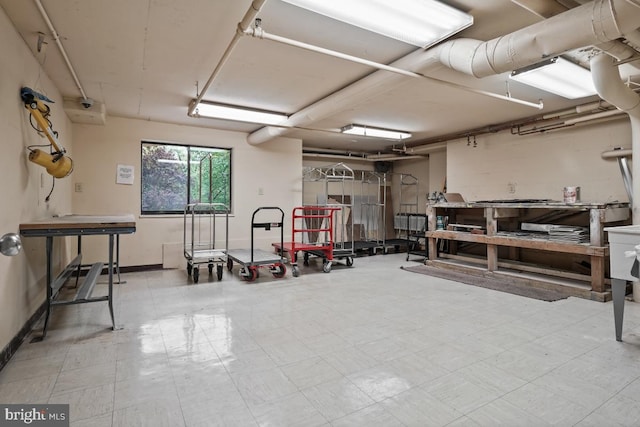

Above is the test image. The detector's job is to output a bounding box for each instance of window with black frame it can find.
[141,141,231,214]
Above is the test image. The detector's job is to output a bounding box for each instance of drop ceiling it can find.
[2,0,639,154]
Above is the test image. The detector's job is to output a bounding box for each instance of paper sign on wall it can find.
[116,164,134,185]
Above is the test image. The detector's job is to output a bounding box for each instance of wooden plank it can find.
[493,208,521,218]
[431,201,627,210]
[425,230,607,256]
[438,246,593,282]
[486,207,497,271]
[497,260,591,282]
[601,207,631,223]
[591,255,605,293]
[426,259,602,300]
[590,209,603,246]
[20,214,135,231]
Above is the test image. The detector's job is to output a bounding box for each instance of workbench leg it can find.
[72,236,82,288]
[41,236,54,339]
[114,234,126,284]
[612,278,626,342]
[486,208,498,271]
[108,234,120,331]
[591,255,605,293]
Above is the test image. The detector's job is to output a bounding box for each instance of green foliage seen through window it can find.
[141,141,231,214]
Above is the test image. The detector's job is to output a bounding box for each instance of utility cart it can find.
[226,207,287,282]
[272,205,340,277]
[303,163,356,267]
[183,202,229,283]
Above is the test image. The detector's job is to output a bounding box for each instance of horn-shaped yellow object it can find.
[22,91,74,178]
[28,149,73,178]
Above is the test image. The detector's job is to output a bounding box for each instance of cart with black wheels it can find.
[183,202,229,283]
[272,206,340,277]
[226,207,287,282]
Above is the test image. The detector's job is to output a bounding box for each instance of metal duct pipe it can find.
[249,0,640,145]
[602,147,633,204]
[441,0,640,77]
[591,52,640,221]
[188,0,268,116]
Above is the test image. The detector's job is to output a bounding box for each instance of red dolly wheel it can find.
[271,263,287,278]
[242,266,259,282]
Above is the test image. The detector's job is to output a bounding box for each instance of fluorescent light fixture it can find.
[193,101,288,125]
[280,0,473,48]
[510,57,597,99]
[341,124,412,140]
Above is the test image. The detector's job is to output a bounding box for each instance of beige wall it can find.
[71,117,302,268]
[428,151,447,194]
[446,119,631,203]
[302,155,440,216]
[391,157,431,214]
[1,6,74,352]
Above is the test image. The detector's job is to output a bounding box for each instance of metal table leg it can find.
[612,278,626,342]
[41,236,54,340]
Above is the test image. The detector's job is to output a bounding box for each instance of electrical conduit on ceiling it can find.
[34,0,89,102]
[247,0,640,145]
[188,0,268,116]
[243,25,544,109]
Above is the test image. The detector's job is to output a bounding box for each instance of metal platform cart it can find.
[226,207,287,282]
[183,202,229,283]
[272,206,340,276]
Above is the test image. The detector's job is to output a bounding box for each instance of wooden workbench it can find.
[425,201,630,301]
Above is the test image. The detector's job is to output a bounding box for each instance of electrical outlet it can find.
[258,187,264,196]
[75,182,83,193]
[507,182,516,194]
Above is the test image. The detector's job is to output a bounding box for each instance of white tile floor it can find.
[2,253,640,426]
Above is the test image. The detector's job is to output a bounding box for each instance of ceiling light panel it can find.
[510,57,597,99]
[342,124,412,140]
[193,101,288,125]
[280,0,473,48]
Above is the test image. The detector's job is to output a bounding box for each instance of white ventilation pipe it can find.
[591,52,640,221]
[439,0,640,77]
[248,0,640,145]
